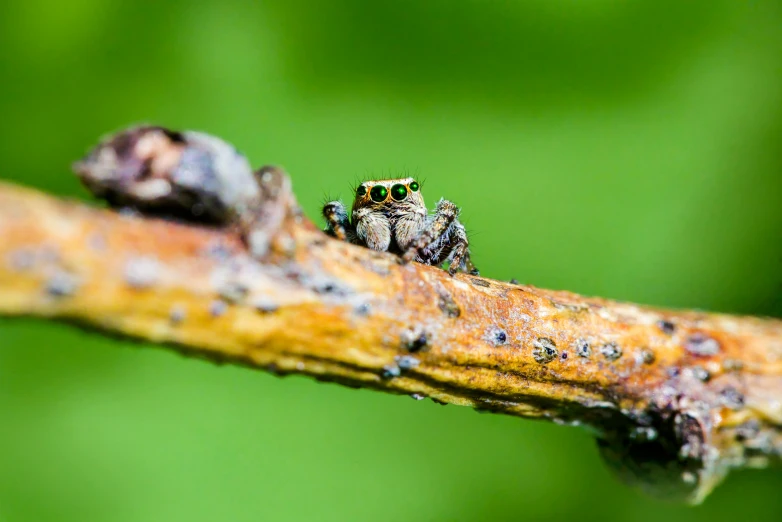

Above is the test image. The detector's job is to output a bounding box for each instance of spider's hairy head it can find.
[351,177,425,213]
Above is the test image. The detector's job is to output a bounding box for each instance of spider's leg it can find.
[444,221,473,276]
[440,220,479,275]
[403,198,459,264]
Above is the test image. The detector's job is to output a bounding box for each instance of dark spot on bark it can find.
[309,278,351,296]
[691,366,710,382]
[470,278,490,287]
[45,271,80,297]
[667,367,681,378]
[486,327,507,346]
[218,281,249,303]
[561,351,568,360]
[403,331,429,353]
[657,320,676,335]
[354,302,371,316]
[574,338,592,358]
[381,364,401,379]
[641,349,655,364]
[437,289,461,318]
[284,266,304,281]
[685,333,720,356]
[600,342,622,361]
[532,337,558,364]
[720,386,745,410]
[395,355,420,370]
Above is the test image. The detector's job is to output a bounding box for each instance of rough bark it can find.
[0,179,780,503]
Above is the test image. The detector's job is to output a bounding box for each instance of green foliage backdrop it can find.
[1,1,781,520]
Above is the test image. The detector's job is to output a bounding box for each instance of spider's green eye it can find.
[409,181,419,192]
[370,185,388,202]
[356,185,367,197]
[391,183,408,201]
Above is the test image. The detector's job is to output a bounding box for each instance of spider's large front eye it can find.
[409,181,419,192]
[356,185,367,197]
[391,184,408,201]
[370,185,388,202]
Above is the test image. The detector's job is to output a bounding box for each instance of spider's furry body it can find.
[322,178,477,275]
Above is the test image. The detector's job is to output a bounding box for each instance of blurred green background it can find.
[1,0,782,520]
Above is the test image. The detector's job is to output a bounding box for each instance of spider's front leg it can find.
[403,199,478,276]
[322,200,356,243]
[402,198,459,264]
[443,221,479,276]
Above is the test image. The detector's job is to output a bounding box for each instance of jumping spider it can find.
[322,178,478,275]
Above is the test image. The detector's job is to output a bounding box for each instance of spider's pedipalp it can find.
[354,206,392,251]
[323,200,352,241]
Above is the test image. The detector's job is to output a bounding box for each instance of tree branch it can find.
[1,179,780,504]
